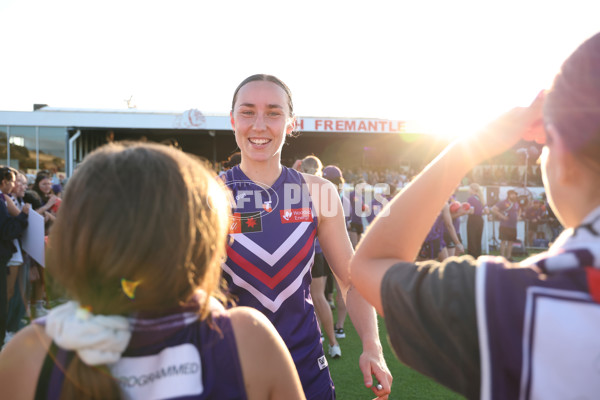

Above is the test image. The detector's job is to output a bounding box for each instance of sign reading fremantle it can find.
[297,117,405,134]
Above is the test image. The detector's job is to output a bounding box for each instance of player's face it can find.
[1,173,15,193]
[14,176,26,198]
[39,178,53,194]
[230,81,295,164]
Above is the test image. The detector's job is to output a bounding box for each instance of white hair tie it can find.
[45,301,131,366]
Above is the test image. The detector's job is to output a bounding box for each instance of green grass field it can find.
[325,310,464,400]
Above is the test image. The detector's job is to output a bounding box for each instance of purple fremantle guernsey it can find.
[468,195,484,217]
[447,196,461,234]
[426,212,445,243]
[349,190,363,225]
[34,308,247,400]
[222,166,334,400]
[494,199,519,228]
[476,206,600,400]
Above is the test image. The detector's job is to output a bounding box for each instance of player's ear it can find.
[286,116,296,136]
[546,124,577,186]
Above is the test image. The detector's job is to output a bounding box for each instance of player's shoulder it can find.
[0,324,51,399]
[228,307,279,344]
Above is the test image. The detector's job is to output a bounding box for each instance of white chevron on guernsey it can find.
[230,222,312,267]
[221,252,315,313]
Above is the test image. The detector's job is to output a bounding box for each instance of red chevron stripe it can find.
[586,267,600,303]
[227,229,316,289]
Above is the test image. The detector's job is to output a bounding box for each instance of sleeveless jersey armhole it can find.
[35,341,74,400]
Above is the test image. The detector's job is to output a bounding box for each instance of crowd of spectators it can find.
[1,168,64,349]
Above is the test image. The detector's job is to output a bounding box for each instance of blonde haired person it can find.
[0,142,304,400]
[351,32,600,399]
[300,155,322,176]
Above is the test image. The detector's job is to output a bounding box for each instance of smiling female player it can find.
[221,74,392,399]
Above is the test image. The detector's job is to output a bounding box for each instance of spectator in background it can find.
[363,184,389,228]
[23,171,59,318]
[524,199,544,247]
[224,151,242,169]
[466,183,488,258]
[322,165,350,342]
[291,159,303,171]
[0,167,29,347]
[444,194,471,258]
[4,171,29,346]
[51,183,62,198]
[219,152,242,178]
[348,181,366,248]
[417,207,446,261]
[301,156,342,359]
[491,189,521,261]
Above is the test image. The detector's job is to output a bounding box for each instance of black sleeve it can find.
[0,201,28,241]
[24,190,43,210]
[381,256,480,400]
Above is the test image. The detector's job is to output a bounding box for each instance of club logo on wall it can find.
[174,108,206,128]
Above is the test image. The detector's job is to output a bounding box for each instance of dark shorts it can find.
[419,238,441,260]
[349,222,364,235]
[499,226,517,241]
[312,252,331,278]
[443,231,462,248]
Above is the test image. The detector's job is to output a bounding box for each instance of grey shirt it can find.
[381,256,480,399]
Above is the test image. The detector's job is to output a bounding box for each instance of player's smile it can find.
[231,80,295,164]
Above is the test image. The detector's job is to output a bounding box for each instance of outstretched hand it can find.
[359,348,392,399]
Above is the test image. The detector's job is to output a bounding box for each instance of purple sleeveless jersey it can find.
[34,308,247,399]
[477,250,600,399]
[222,166,335,400]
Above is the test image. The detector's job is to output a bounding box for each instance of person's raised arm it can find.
[35,194,58,214]
[350,95,544,315]
[306,175,392,399]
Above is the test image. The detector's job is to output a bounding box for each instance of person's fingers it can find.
[364,360,392,397]
[359,360,373,388]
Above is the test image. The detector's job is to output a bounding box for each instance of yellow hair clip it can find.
[121,278,142,299]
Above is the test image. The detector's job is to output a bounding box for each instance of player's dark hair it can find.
[544,32,600,176]
[231,74,294,116]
